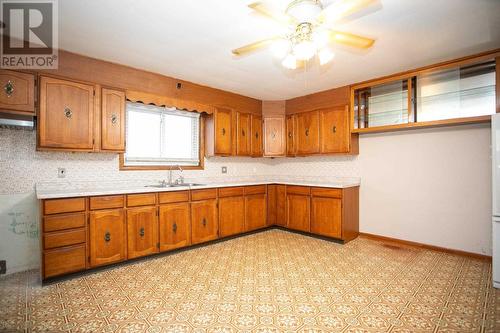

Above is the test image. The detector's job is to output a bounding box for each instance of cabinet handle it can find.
[4,81,13,97]
[255,132,259,139]
[173,222,177,233]
[104,231,111,242]
[305,129,309,137]
[202,218,207,227]
[221,128,226,136]
[242,130,245,137]
[271,132,276,139]
[111,113,118,125]
[139,227,145,237]
[288,132,292,138]
[332,126,337,133]
[64,107,73,119]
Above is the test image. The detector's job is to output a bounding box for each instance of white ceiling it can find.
[59,0,500,100]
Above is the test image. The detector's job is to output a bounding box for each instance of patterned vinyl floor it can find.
[0,229,499,332]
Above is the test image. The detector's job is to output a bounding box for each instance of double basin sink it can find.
[145,183,206,189]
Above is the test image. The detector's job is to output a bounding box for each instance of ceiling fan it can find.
[232,0,377,69]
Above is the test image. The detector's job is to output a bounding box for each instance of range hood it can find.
[0,112,35,130]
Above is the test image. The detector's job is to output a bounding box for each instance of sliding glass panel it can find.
[416,60,496,122]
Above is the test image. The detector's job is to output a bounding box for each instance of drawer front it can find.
[43,244,86,278]
[127,193,156,207]
[90,195,124,210]
[44,213,86,232]
[44,228,86,249]
[311,187,343,198]
[158,191,190,204]
[218,187,244,197]
[44,198,86,215]
[286,185,311,196]
[191,188,217,201]
[244,185,266,195]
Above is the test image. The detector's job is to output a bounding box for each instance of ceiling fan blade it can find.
[232,38,280,56]
[328,30,375,49]
[318,0,378,23]
[248,2,294,26]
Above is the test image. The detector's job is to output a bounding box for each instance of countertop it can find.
[35,177,361,199]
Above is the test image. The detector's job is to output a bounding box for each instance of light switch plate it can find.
[221,166,227,174]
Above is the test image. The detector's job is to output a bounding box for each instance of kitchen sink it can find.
[145,183,205,188]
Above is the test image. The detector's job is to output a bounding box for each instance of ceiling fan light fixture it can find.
[282,53,298,69]
[293,40,316,61]
[318,48,335,65]
[286,0,323,23]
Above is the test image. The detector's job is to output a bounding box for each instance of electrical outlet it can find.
[221,166,227,174]
[0,260,6,274]
[58,168,66,178]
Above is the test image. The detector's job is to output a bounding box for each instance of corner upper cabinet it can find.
[0,70,35,114]
[38,76,95,151]
[206,107,233,156]
[296,111,320,155]
[101,88,125,152]
[250,114,263,157]
[263,116,285,157]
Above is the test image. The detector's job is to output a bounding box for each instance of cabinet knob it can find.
[271,132,276,139]
[104,231,111,242]
[242,130,245,137]
[202,218,207,227]
[305,129,309,137]
[288,132,292,138]
[255,132,259,139]
[4,81,13,97]
[64,107,73,119]
[173,222,177,233]
[332,126,337,133]
[139,227,145,237]
[111,113,118,125]
[221,128,226,136]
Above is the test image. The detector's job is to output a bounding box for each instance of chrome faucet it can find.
[174,165,184,184]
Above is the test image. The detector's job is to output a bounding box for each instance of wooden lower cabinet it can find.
[191,199,218,245]
[276,185,286,226]
[267,185,277,225]
[219,196,245,237]
[159,202,191,251]
[245,194,267,231]
[127,206,159,259]
[89,209,126,267]
[311,197,342,238]
[287,194,311,232]
[43,244,86,278]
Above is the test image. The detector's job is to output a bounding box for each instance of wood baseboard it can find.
[359,232,492,261]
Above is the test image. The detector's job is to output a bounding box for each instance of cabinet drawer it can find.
[158,191,190,204]
[44,213,86,232]
[44,198,86,215]
[191,188,217,201]
[286,185,310,195]
[90,195,124,210]
[127,193,156,207]
[43,244,86,278]
[244,185,266,195]
[218,187,244,197]
[44,228,86,249]
[311,187,343,198]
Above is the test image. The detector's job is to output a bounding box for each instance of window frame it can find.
[350,49,500,134]
[119,103,205,171]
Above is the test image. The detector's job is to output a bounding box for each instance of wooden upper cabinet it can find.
[126,206,159,259]
[296,111,320,155]
[250,114,263,157]
[206,107,233,156]
[89,209,126,267]
[38,76,95,150]
[264,116,285,157]
[101,88,125,152]
[286,115,297,156]
[320,105,350,153]
[245,193,267,231]
[0,70,35,114]
[159,202,191,252]
[236,112,251,156]
[191,199,218,245]
[219,195,245,237]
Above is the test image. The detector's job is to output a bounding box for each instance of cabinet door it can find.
[264,116,285,157]
[219,196,245,237]
[39,76,95,150]
[320,106,349,153]
[0,70,35,113]
[127,206,159,259]
[191,199,218,245]
[215,108,233,155]
[286,115,296,156]
[237,112,251,155]
[276,185,287,226]
[159,202,191,251]
[90,209,126,267]
[287,194,310,232]
[296,111,320,155]
[101,88,125,151]
[311,197,342,238]
[251,114,263,157]
[245,194,267,231]
[267,185,277,226]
